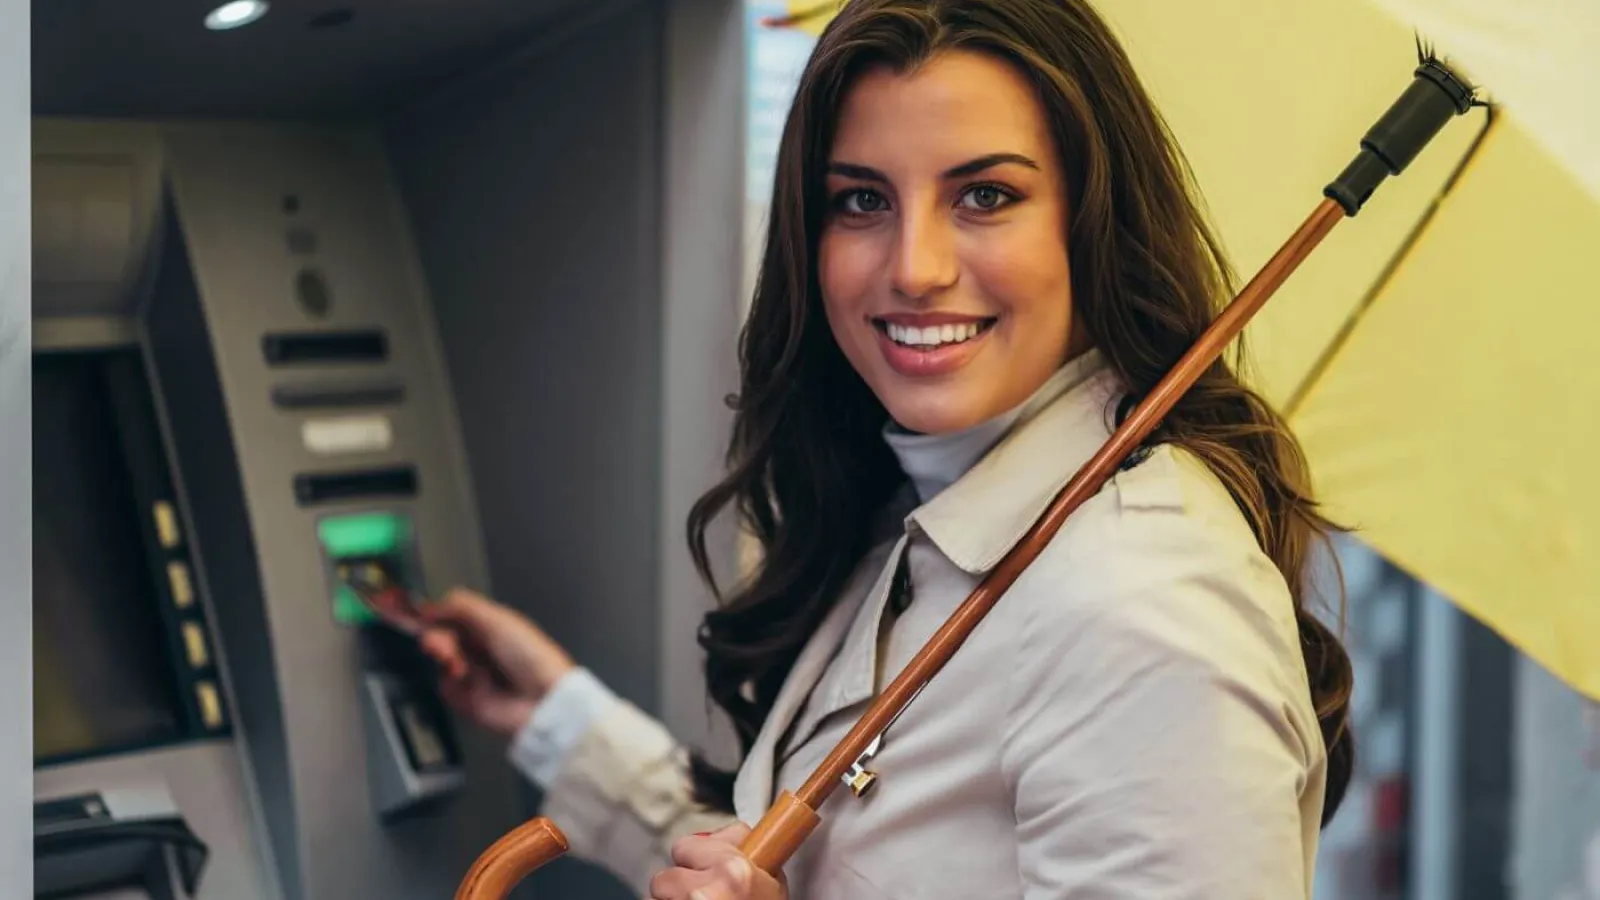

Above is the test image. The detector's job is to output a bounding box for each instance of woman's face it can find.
[818,49,1082,435]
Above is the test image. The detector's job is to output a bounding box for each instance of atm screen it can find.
[33,351,188,764]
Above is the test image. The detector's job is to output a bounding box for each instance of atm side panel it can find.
[158,122,522,900]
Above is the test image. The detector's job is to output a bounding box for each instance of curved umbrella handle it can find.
[452,817,569,900]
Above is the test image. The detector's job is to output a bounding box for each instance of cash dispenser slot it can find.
[271,378,406,410]
[294,465,418,507]
[261,329,388,366]
[315,512,465,818]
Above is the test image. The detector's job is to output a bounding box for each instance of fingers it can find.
[654,828,779,900]
[435,670,535,736]
[417,629,468,679]
[647,861,781,900]
[708,823,753,845]
[670,823,752,868]
[648,857,760,900]
[647,864,697,899]
[670,831,741,870]
[418,587,501,629]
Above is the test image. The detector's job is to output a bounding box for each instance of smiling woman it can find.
[421,2,1356,898]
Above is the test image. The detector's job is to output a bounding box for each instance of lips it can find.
[868,313,998,378]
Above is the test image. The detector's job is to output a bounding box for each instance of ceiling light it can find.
[205,0,269,31]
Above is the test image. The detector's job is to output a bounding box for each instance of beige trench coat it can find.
[528,356,1328,899]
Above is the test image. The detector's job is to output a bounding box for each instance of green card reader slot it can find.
[315,511,424,627]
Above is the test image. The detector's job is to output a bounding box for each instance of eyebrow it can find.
[827,152,1041,182]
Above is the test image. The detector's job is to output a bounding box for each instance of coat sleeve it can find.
[506,669,740,894]
[998,507,1327,900]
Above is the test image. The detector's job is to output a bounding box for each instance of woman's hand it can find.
[648,824,787,900]
[414,587,576,737]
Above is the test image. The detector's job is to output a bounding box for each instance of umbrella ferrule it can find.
[1325,57,1476,216]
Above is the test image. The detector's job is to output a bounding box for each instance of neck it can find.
[883,349,1104,504]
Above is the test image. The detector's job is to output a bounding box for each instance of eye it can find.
[835,188,890,215]
[957,184,1016,212]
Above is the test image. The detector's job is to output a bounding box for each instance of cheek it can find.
[817,230,878,326]
[967,222,1072,327]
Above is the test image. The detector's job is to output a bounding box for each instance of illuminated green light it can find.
[317,512,411,559]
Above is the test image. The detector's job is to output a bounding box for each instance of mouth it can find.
[870,316,998,351]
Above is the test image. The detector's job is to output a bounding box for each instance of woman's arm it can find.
[999,508,1325,900]
[507,668,740,894]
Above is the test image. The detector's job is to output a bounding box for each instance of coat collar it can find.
[909,350,1123,573]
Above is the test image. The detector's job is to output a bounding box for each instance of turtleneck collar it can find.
[883,349,1107,504]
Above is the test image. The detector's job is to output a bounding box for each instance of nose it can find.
[890,203,958,301]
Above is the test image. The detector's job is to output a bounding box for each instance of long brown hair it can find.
[687,0,1355,826]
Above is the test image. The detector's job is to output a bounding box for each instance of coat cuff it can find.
[507,667,619,788]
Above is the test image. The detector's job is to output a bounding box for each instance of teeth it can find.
[885,321,984,348]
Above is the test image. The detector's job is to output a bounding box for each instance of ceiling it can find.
[32,0,599,119]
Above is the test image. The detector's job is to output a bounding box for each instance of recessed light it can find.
[205,0,270,31]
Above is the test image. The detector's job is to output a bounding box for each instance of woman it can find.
[420,1,1355,897]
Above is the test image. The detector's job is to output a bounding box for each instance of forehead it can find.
[830,49,1053,163]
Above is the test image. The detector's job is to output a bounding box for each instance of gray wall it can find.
[0,0,28,893]
[386,0,668,718]
[385,0,744,893]
[657,0,744,771]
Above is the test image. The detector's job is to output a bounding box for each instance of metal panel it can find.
[154,121,520,900]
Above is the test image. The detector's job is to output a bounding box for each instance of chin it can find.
[880,390,993,436]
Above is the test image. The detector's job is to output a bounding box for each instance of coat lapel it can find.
[731,529,904,820]
[775,538,907,759]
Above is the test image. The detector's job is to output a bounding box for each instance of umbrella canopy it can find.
[758,0,1600,702]
[1091,0,1600,702]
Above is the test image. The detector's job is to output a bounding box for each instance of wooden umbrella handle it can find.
[451,817,569,900]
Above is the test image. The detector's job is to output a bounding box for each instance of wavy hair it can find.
[686,0,1355,826]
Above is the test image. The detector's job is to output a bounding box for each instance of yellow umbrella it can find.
[759,0,1599,701]
[1091,0,1600,702]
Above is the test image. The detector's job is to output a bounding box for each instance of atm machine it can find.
[28,1,747,897]
[30,120,527,899]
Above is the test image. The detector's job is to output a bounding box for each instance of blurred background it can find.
[27,1,1599,898]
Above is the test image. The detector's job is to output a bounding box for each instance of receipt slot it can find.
[315,512,466,819]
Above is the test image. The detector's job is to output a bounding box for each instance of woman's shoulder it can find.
[1106,442,1265,544]
[988,447,1328,848]
[1028,441,1277,570]
[1001,441,1307,687]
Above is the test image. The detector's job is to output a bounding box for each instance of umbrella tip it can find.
[1414,32,1486,109]
[1323,38,1482,216]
